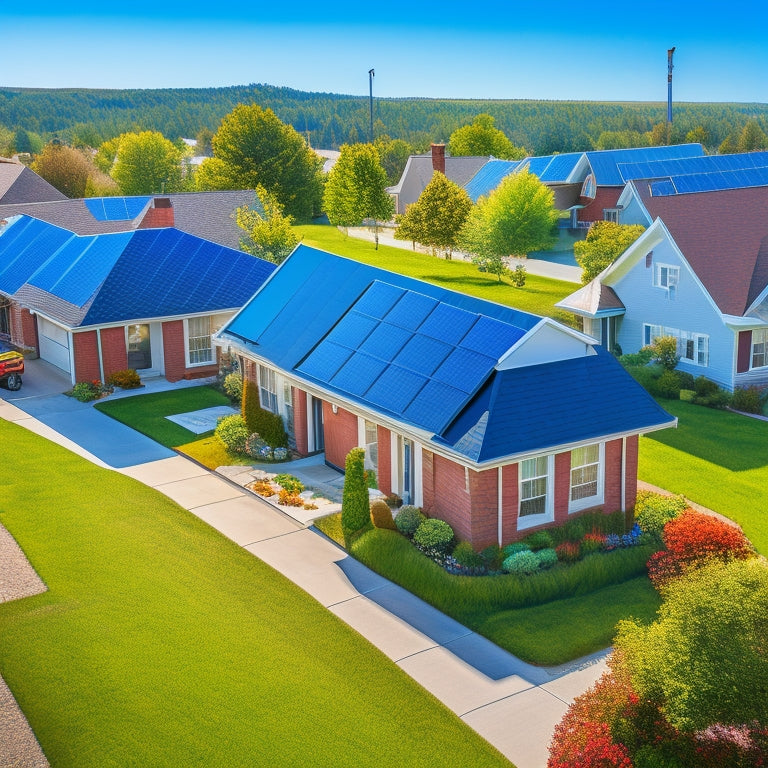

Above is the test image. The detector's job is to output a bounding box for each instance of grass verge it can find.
[295,224,577,321]
[0,421,512,768]
[638,398,768,555]
[94,385,232,448]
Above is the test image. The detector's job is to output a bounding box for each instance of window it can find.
[654,263,679,298]
[258,365,278,413]
[581,174,595,199]
[643,324,708,367]
[603,208,620,223]
[570,444,602,511]
[363,420,378,472]
[519,456,551,520]
[187,316,213,365]
[283,381,294,446]
[752,330,768,369]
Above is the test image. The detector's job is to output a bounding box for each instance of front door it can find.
[127,323,152,370]
[312,397,325,452]
[401,437,414,505]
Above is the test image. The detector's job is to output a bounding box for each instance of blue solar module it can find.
[326,311,379,348]
[359,322,411,359]
[585,144,705,186]
[383,290,438,331]
[464,160,520,201]
[353,280,405,318]
[84,196,152,222]
[403,379,469,432]
[294,341,353,382]
[537,153,582,182]
[648,166,768,196]
[366,366,428,414]
[619,150,768,184]
[459,315,524,358]
[525,156,553,176]
[330,352,388,396]
[394,334,453,377]
[417,302,478,344]
[648,179,677,196]
[432,346,497,393]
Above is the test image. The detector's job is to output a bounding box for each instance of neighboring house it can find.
[0,189,259,250]
[217,244,674,547]
[0,157,67,205]
[387,144,491,214]
[557,183,768,391]
[0,215,275,385]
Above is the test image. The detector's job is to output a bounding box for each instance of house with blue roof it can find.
[217,244,674,546]
[0,215,275,385]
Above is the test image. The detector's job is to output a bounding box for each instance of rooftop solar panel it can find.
[297,341,353,382]
[459,315,523,358]
[418,302,478,344]
[326,311,379,349]
[84,196,152,222]
[353,281,405,319]
[394,334,453,377]
[366,366,428,414]
[403,379,468,433]
[433,346,496,393]
[359,322,411,359]
[384,290,438,330]
[330,351,389,396]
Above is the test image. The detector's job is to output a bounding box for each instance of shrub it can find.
[341,447,370,540]
[385,493,402,509]
[413,519,454,554]
[272,446,289,461]
[364,469,378,489]
[556,541,581,563]
[648,509,754,589]
[369,498,397,530]
[691,376,730,408]
[619,347,654,367]
[394,505,425,536]
[649,335,679,371]
[580,532,606,556]
[634,491,687,537]
[480,544,503,571]
[536,548,558,569]
[106,368,141,389]
[524,530,554,551]
[559,518,586,544]
[502,549,541,575]
[278,488,304,507]
[655,369,681,399]
[452,541,484,569]
[245,432,270,459]
[273,473,304,494]
[250,480,275,497]
[502,542,531,557]
[731,385,768,414]
[509,263,526,287]
[222,372,243,402]
[679,388,695,402]
[70,381,101,402]
[605,524,643,551]
[241,376,288,447]
[214,414,248,454]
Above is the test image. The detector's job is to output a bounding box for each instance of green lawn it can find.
[295,224,577,321]
[94,385,232,448]
[639,399,768,555]
[0,421,512,768]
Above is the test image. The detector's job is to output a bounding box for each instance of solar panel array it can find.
[647,165,768,197]
[585,144,705,186]
[464,160,521,201]
[619,150,768,183]
[84,196,152,222]
[297,280,525,432]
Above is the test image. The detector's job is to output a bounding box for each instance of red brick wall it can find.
[500,464,519,544]
[604,438,624,512]
[162,320,186,382]
[624,435,639,512]
[10,305,38,351]
[73,331,100,383]
[323,403,358,470]
[578,187,621,223]
[432,455,472,541]
[554,451,571,524]
[292,387,309,455]
[100,327,128,380]
[377,426,392,496]
[468,468,499,548]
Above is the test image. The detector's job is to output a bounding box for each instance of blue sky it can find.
[3,0,768,103]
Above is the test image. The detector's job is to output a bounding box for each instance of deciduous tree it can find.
[235,186,298,265]
[32,143,95,198]
[573,221,646,284]
[202,104,323,221]
[374,134,413,184]
[109,131,183,195]
[323,143,394,247]
[394,171,472,258]
[459,169,558,281]
[448,114,525,159]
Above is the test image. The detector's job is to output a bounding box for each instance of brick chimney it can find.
[431,143,446,175]
[138,197,174,229]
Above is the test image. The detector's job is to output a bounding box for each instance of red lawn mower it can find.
[0,351,24,391]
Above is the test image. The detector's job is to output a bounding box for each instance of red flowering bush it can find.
[580,531,607,556]
[648,509,754,589]
[555,541,581,563]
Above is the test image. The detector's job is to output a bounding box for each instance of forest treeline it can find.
[2,83,768,155]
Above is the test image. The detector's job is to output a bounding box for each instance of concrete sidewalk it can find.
[1,400,608,768]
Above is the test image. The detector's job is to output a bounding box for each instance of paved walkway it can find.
[0,388,608,768]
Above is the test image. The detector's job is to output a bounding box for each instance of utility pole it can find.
[667,47,675,125]
[368,68,375,144]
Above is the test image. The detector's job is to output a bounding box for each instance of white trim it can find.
[96,328,104,383]
[517,454,555,531]
[390,432,399,495]
[568,442,604,513]
[414,442,423,507]
[357,416,366,449]
[621,437,627,512]
[306,391,316,452]
[497,466,503,546]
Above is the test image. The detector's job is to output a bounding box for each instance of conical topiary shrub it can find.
[342,447,370,543]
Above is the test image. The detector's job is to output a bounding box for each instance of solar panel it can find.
[359,322,411,359]
[393,334,453,377]
[383,290,438,330]
[330,352,389,396]
[353,281,405,319]
[365,366,428,414]
[84,196,152,222]
[403,380,468,432]
[459,315,523,358]
[418,302,477,344]
[325,311,379,349]
[297,341,353,382]
[433,346,496,393]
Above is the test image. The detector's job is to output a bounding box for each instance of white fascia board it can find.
[745,284,768,318]
[600,218,667,284]
[76,308,241,333]
[564,153,590,183]
[723,315,768,330]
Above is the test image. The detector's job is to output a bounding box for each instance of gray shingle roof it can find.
[0,159,67,205]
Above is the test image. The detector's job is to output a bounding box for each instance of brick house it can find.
[0,215,274,385]
[217,245,674,547]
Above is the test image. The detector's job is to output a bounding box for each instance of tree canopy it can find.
[32,142,96,198]
[394,171,472,257]
[573,221,646,284]
[459,169,558,279]
[323,143,394,234]
[448,114,525,159]
[235,186,298,265]
[201,103,324,221]
[107,131,183,195]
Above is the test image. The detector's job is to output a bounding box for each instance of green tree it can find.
[685,125,709,146]
[195,127,214,156]
[573,221,646,284]
[448,114,525,159]
[394,171,472,258]
[374,134,413,184]
[0,125,13,157]
[459,170,558,281]
[110,131,183,195]
[616,558,768,732]
[94,136,122,174]
[341,447,370,542]
[32,143,95,198]
[203,104,323,221]
[235,186,298,265]
[737,119,768,152]
[323,143,394,248]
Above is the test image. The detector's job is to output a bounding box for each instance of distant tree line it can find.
[2,84,768,156]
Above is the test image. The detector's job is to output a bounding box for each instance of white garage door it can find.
[38,318,71,374]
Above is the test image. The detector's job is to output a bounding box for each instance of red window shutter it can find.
[737,330,752,373]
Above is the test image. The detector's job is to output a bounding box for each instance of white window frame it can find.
[653,263,680,299]
[603,208,620,223]
[643,324,709,367]
[185,315,213,366]
[258,364,278,413]
[569,443,604,513]
[752,329,768,370]
[518,455,554,530]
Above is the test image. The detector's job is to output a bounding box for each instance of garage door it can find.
[38,318,71,374]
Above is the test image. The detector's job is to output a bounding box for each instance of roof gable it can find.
[0,161,67,205]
